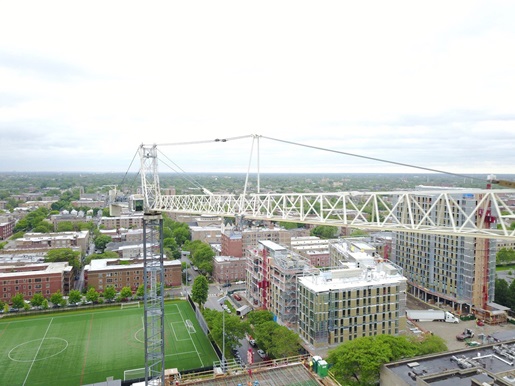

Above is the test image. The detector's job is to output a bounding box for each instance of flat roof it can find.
[385,339,515,386]
[86,258,180,271]
[299,263,405,292]
[0,262,72,276]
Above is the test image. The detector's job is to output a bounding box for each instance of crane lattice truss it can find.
[155,190,515,240]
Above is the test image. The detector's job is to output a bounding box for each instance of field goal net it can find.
[121,301,140,310]
[185,319,196,333]
[124,367,145,381]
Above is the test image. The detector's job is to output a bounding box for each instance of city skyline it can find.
[1,1,514,174]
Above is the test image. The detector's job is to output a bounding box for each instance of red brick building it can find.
[84,258,182,292]
[213,255,247,284]
[0,262,74,301]
[0,216,15,240]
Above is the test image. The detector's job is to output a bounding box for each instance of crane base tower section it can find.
[143,213,165,385]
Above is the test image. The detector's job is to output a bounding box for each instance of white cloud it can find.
[0,0,514,175]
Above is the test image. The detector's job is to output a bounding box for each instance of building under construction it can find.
[298,260,407,357]
[246,240,311,328]
[391,186,503,323]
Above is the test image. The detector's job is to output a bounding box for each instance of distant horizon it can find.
[2,170,515,176]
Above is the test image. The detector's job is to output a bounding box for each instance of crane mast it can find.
[139,145,165,385]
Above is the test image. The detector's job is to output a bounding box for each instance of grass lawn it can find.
[496,264,515,272]
[0,300,218,385]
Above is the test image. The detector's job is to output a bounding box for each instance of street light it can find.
[218,295,227,373]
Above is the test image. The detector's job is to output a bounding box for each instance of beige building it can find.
[100,215,144,230]
[298,261,407,356]
[84,258,181,292]
[291,236,334,267]
[15,231,90,255]
[190,225,221,244]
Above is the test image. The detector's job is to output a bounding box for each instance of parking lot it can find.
[404,295,515,351]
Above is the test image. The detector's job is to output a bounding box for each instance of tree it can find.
[247,310,274,327]
[50,290,64,307]
[120,286,133,301]
[254,321,277,353]
[86,287,100,303]
[495,278,509,307]
[415,334,447,356]
[497,248,515,265]
[84,250,119,265]
[94,235,112,252]
[191,275,209,308]
[327,336,392,385]
[508,279,515,310]
[32,222,53,233]
[208,310,248,356]
[11,293,25,309]
[57,221,75,232]
[68,289,82,304]
[42,299,49,310]
[172,226,191,246]
[46,248,81,270]
[136,284,145,299]
[267,325,301,358]
[103,286,116,302]
[311,225,338,239]
[31,292,45,308]
[327,334,447,385]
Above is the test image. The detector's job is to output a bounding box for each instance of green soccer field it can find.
[0,300,219,385]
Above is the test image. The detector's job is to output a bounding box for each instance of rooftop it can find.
[384,339,515,386]
[299,261,406,292]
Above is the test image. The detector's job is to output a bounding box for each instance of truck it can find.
[406,309,460,323]
[456,328,474,341]
[236,305,252,317]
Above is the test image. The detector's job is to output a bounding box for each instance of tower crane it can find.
[137,140,515,385]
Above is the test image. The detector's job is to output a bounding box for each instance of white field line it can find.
[176,305,203,367]
[22,318,54,386]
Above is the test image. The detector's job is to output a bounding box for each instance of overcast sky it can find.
[1,1,514,176]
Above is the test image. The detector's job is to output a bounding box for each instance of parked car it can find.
[233,294,242,301]
[257,349,266,359]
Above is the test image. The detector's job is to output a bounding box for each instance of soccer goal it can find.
[121,301,140,310]
[124,367,145,381]
[185,319,196,333]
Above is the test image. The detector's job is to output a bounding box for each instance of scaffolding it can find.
[270,249,310,328]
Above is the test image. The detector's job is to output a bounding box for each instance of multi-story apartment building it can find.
[246,240,310,327]
[190,225,221,244]
[0,216,15,240]
[297,261,407,356]
[14,230,90,255]
[0,261,74,300]
[50,209,97,231]
[221,225,292,258]
[100,214,143,230]
[391,186,498,321]
[329,238,379,267]
[290,236,332,267]
[212,255,247,284]
[84,258,181,292]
